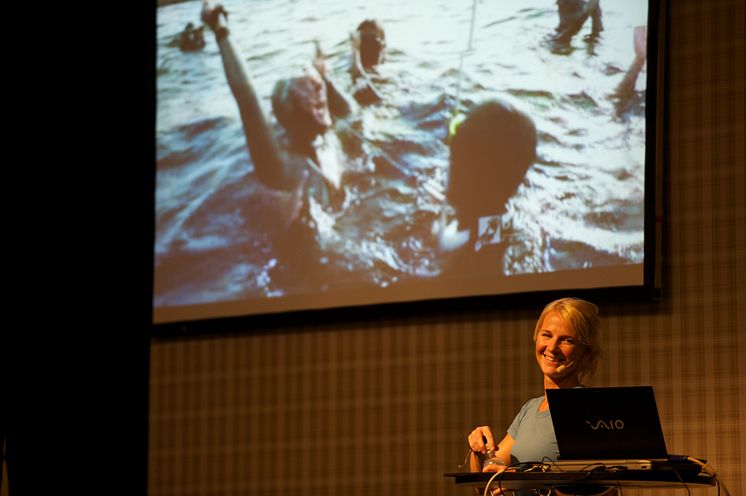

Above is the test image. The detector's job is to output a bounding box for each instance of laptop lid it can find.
[546,386,668,460]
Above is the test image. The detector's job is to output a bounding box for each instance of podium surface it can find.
[445,469,717,492]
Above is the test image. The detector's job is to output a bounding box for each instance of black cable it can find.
[457,448,472,471]
[669,468,691,495]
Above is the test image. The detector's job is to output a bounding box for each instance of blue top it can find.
[507,395,560,463]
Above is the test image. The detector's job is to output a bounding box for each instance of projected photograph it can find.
[154,0,650,324]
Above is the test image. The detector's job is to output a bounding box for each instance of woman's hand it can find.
[467,426,495,454]
[482,463,505,473]
[201,1,228,32]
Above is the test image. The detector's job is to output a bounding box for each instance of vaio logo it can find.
[585,419,625,430]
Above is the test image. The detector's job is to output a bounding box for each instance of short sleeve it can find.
[508,397,540,439]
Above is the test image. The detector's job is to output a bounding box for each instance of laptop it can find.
[546,386,670,471]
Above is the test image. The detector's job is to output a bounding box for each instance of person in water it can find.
[200,1,371,212]
[179,22,206,52]
[437,99,538,277]
[349,19,387,105]
[437,23,646,277]
[551,0,603,47]
[200,1,373,285]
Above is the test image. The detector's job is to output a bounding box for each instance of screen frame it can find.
[150,0,665,338]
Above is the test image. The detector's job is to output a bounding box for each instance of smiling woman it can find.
[465,297,615,495]
[533,297,604,389]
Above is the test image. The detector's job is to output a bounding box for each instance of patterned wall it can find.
[149,0,746,494]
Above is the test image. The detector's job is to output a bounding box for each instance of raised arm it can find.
[612,25,647,115]
[202,2,296,190]
[312,41,356,118]
[347,32,384,105]
[348,31,371,84]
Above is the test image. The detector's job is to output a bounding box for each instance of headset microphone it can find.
[556,360,575,373]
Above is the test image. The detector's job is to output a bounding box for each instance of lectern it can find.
[445,469,717,494]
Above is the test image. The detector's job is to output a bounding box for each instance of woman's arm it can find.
[202,2,295,190]
[612,26,647,116]
[347,33,384,105]
[465,432,514,496]
[312,41,356,118]
[321,71,355,119]
[467,427,514,471]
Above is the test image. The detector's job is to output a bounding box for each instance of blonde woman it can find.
[467,297,616,496]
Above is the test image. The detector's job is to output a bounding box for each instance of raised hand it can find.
[201,1,228,32]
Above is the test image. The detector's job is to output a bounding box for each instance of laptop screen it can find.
[546,386,668,460]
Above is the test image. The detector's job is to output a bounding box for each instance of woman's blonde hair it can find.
[533,297,604,382]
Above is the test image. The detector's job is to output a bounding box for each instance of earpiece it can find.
[556,360,575,373]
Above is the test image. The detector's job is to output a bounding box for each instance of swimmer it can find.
[200,1,363,212]
[350,19,386,105]
[179,22,206,52]
[199,1,382,284]
[438,100,537,276]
